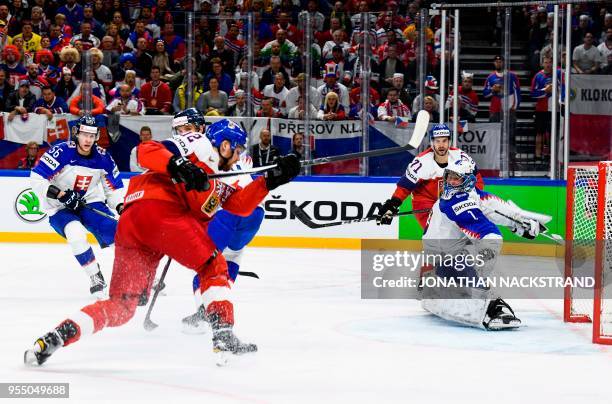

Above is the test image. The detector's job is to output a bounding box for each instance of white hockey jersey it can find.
[30,141,125,216]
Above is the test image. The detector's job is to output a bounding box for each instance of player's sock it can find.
[24,320,80,366]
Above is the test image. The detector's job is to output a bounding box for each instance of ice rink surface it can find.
[2,243,611,404]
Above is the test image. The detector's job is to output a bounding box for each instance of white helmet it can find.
[442,157,476,199]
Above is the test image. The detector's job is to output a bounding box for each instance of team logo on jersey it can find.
[40,154,59,170]
[73,175,93,191]
[452,200,477,215]
[201,193,220,215]
[14,188,47,223]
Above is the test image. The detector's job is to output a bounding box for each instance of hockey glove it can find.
[58,190,84,211]
[376,197,402,225]
[511,218,545,240]
[265,154,301,190]
[167,155,210,192]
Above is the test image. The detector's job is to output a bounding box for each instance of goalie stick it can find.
[208,110,431,180]
[291,203,431,229]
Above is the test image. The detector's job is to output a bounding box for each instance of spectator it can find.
[272,12,302,46]
[0,69,12,111]
[197,77,228,116]
[423,96,439,122]
[160,22,186,65]
[12,20,42,53]
[173,73,204,112]
[291,132,305,160]
[203,60,234,94]
[30,7,49,37]
[133,37,153,78]
[262,72,289,115]
[6,80,36,118]
[59,46,81,78]
[482,55,521,123]
[1,45,27,87]
[600,13,612,44]
[322,30,350,61]
[208,36,236,74]
[378,44,407,91]
[316,17,343,46]
[85,48,111,92]
[530,56,555,160]
[286,72,320,112]
[17,141,40,170]
[317,64,350,110]
[49,24,70,54]
[140,6,161,39]
[100,36,121,67]
[54,14,73,38]
[70,21,100,50]
[572,14,593,48]
[229,72,263,112]
[573,32,601,74]
[21,63,49,99]
[445,71,479,123]
[224,24,246,68]
[256,97,282,118]
[288,95,319,119]
[317,91,346,121]
[113,53,141,84]
[33,86,68,120]
[109,11,131,41]
[54,67,78,101]
[377,87,411,122]
[129,126,153,172]
[139,66,172,115]
[329,45,351,85]
[7,0,28,37]
[151,39,177,77]
[82,3,105,39]
[105,23,126,52]
[330,2,352,35]
[12,36,34,66]
[226,89,249,117]
[125,20,153,52]
[298,1,326,33]
[234,57,260,93]
[250,127,280,168]
[56,0,84,30]
[261,29,298,65]
[260,55,291,91]
[602,53,612,74]
[382,73,405,105]
[69,83,105,116]
[106,84,145,116]
[597,28,612,70]
[35,50,60,87]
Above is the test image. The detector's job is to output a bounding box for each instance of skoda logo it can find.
[15,188,47,223]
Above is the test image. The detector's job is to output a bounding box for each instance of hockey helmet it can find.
[205,119,248,151]
[442,157,476,199]
[72,115,99,142]
[429,123,452,142]
[172,108,206,134]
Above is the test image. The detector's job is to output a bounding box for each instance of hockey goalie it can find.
[420,157,551,330]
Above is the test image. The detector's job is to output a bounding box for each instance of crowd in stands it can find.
[0,1,609,170]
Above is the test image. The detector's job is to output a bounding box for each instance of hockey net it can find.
[564,162,612,344]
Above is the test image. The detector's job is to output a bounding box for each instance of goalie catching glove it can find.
[167,155,210,192]
[376,197,402,225]
[264,154,301,190]
[511,218,547,240]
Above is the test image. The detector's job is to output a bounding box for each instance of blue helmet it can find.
[172,108,206,133]
[72,115,99,141]
[442,157,476,199]
[205,119,248,151]
[429,123,452,142]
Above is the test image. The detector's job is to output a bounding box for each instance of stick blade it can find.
[409,110,430,149]
[143,319,158,331]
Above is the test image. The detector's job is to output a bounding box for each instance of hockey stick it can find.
[493,209,564,245]
[47,185,119,221]
[291,203,431,229]
[143,257,172,331]
[208,110,431,180]
[238,271,260,279]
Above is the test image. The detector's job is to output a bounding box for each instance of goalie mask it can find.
[72,115,99,143]
[172,108,206,135]
[442,158,476,199]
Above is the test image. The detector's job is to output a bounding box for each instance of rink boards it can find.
[1,171,566,256]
